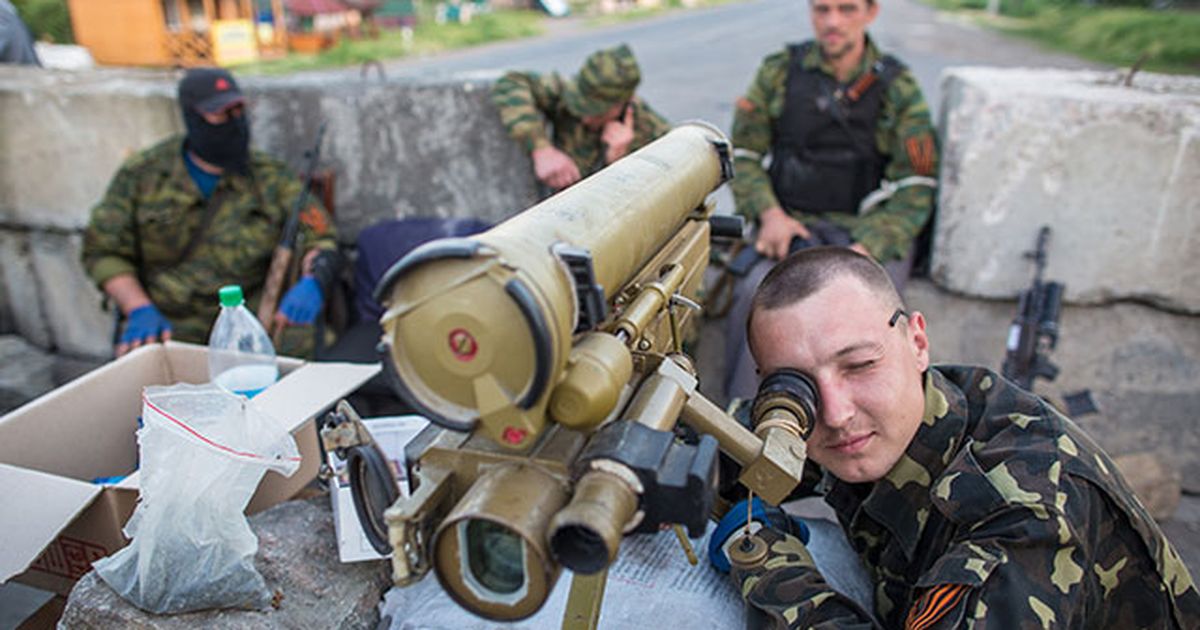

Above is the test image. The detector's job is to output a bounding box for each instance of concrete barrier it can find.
[934,68,1200,313]
[0,66,540,357]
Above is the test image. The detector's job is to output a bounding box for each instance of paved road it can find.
[317,0,1102,125]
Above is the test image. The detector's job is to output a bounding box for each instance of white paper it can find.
[380,516,875,629]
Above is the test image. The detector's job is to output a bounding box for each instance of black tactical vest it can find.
[769,42,903,214]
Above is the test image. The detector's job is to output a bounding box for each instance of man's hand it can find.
[756,206,812,260]
[276,276,324,326]
[602,104,635,164]
[117,304,172,357]
[709,497,811,574]
[532,145,582,191]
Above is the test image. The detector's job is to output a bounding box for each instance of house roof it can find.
[284,0,350,16]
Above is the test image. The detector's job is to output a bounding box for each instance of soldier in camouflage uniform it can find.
[723,247,1200,628]
[723,0,939,402]
[82,68,339,357]
[491,44,671,193]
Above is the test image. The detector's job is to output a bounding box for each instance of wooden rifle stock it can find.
[256,122,328,331]
[258,243,293,330]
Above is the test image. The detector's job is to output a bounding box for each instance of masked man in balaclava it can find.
[83,68,340,357]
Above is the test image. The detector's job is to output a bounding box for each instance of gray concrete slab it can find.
[935,68,1200,312]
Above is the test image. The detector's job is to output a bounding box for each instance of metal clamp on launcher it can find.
[318,401,400,556]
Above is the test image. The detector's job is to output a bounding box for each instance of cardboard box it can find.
[327,415,429,563]
[0,341,379,596]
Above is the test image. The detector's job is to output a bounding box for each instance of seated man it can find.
[491,43,671,193]
[727,247,1200,627]
[82,68,340,357]
[724,0,938,402]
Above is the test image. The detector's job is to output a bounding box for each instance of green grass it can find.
[925,0,1200,74]
[1001,7,1200,73]
[12,0,73,43]
[234,10,545,75]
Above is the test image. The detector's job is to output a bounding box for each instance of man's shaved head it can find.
[749,247,904,337]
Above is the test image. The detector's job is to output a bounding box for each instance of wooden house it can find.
[68,0,290,67]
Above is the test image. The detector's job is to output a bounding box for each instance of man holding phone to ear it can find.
[716,246,1200,628]
[491,44,671,193]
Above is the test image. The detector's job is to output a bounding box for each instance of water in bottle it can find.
[208,285,279,398]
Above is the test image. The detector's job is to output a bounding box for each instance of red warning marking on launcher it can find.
[448,328,479,361]
[29,536,109,579]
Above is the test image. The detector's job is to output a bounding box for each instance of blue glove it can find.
[708,497,810,573]
[279,276,324,324]
[121,304,172,346]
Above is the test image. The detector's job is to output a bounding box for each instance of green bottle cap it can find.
[218,285,245,307]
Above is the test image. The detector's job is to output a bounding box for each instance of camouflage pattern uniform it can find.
[732,365,1200,629]
[82,135,337,351]
[491,44,672,180]
[732,37,938,262]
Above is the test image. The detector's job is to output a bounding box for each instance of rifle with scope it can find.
[320,124,822,624]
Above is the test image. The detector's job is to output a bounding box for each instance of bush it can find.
[12,0,72,43]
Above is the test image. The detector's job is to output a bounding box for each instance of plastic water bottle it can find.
[208,285,279,398]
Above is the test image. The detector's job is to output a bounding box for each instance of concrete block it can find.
[0,66,181,231]
[906,279,1200,493]
[0,248,9,335]
[0,231,51,348]
[27,231,112,358]
[245,75,539,241]
[934,68,1200,313]
[0,335,55,414]
[60,496,390,629]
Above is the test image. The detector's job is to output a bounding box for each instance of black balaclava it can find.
[183,108,251,175]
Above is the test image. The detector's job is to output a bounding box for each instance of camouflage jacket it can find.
[733,365,1200,629]
[731,37,938,262]
[491,71,672,179]
[82,135,337,345]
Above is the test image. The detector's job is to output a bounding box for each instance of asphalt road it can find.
[336,0,1103,126]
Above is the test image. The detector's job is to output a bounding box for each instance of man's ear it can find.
[866,0,880,23]
[908,310,930,371]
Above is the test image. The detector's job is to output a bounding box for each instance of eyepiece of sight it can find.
[753,368,820,439]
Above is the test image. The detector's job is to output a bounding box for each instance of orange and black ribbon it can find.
[905,583,970,630]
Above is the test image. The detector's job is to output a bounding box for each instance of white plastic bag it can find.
[93,383,301,614]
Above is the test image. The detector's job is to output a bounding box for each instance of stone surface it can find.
[934,68,1200,313]
[248,74,540,242]
[905,279,1200,493]
[0,231,51,348]
[0,66,181,230]
[0,244,9,335]
[0,335,55,414]
[1111,452,1182,520]
[59,496,391,629]
[27,231,112,357]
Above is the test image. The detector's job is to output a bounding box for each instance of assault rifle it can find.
[1002,226,1063,390]
[257,122,328,332]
